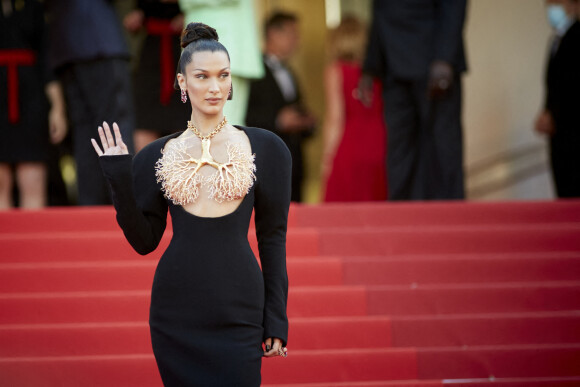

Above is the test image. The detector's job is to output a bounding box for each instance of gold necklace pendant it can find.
[187,116,228,140]
[155,119,256,205]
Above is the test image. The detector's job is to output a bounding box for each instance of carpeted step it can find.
[318,226,580,255]
[262,348,420,383]
[2,348,579,387]
[335,251,580,262]
[263,381,443,387]
[0,261,158,293]
[0,317,392,357]
[366,282,580,315]
[4,225,580,263]
[440,376,580,386]
[0,207,120,234]
[2,282,579,324]
[0,286,368,324]
[288,316,392,349]
[0,322,153,357]
[292,201,580,228]
[263,377,580,387]
[0,228,319,262]
[265,344,580,382]
[0,349,419,386]
[0,206,301,233]
[0,232,167,263]
[0,257,343,293]
[3,201,579,234]
[390,311,580,347]
[1,201,579,386]
[3,252,579,294]
[0,354,162,387]
[417,344,580,379]
[288,286,366,317]
[342,254,580,285]
[3,311,579,357]
[0,291,151,324]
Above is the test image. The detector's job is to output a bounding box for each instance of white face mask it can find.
[547,4,572,33]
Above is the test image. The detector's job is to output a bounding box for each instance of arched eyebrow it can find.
[193,67,231,72]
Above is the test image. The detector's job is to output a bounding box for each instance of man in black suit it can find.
[360,0,468,200]
[246,12,315,202]
[535,0,580,198]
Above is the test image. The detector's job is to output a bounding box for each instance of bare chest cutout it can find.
[155,132,256,217]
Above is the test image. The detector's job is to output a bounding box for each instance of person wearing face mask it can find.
[535,0,580,198]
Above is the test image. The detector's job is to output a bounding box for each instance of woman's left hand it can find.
[263,337,287,358]
[91,122,129,157]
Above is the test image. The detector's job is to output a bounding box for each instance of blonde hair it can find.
[327,16,367,63]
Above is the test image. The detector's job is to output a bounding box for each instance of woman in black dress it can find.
[91,23,290,386]
[0,0,67,209]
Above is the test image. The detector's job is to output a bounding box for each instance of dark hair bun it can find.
[180,22,219,48]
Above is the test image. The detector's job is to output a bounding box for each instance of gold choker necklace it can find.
[187,117,228,140]
[155,116,256,205]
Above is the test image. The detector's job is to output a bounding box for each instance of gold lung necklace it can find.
[155,117,256,205]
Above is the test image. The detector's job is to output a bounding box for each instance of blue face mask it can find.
[547,4,571,33]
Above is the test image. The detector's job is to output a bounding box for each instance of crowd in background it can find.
[1,0,578,210]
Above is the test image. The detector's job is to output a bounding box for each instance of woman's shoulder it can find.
[237,126,291,167]
[238,126,289,152]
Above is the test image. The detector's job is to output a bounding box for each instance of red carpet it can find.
[1,200,580,386]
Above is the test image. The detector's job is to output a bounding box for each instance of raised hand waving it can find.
[91,122,129,157]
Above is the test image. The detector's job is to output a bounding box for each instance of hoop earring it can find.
[181,89,187,103]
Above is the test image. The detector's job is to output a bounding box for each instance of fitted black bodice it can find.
[100,126,291,386]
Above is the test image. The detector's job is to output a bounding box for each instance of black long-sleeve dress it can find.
[99,126,291,386]
[0,0,50,162]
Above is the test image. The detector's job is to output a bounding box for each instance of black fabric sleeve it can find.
[553,23,580,128]
[434,0,467,66]
[99,145,168,255]
[253,130,292,346]
[362,1,386,79]
[246,70,281,134]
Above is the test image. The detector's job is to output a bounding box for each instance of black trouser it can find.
[288,140,303,203]
[60,58,135,205]
[382,75,465,200]
[550,133,580,198]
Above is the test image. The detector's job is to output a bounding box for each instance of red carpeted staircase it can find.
[1,201,580,387]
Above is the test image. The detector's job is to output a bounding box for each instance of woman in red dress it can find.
[322,16,387,202]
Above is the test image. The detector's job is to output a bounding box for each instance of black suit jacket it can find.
[246,56,312,201]
[364,0,468,81]
[246,56,301,135]
[546,20,580,138]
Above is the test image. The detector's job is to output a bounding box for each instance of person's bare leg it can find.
[16,162,47,209]
[0,164,14,210]
[134,129,159,154]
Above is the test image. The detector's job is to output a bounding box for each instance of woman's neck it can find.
[189,112,226,137]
